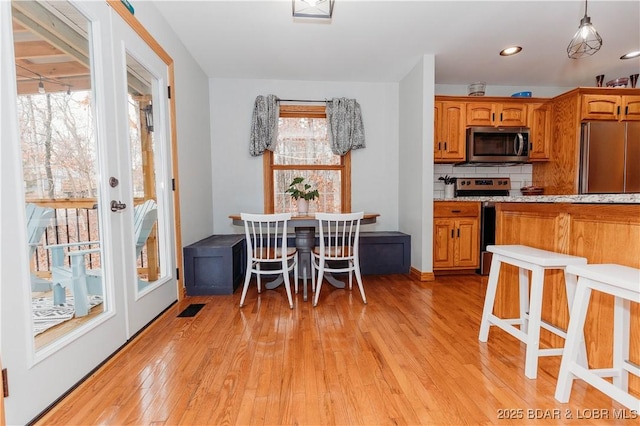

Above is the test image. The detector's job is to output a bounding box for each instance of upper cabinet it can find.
[466,102,528,127]
[527,103,551,161]
[581,94,640,121]
[434,101,466,163]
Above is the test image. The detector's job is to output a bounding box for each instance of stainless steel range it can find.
[453,177,511,275]
[454,177,511,197]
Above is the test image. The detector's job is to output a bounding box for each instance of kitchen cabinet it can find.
[527,102,551,161]
[434,101,466,162]
[581,94,640,121]
[433,201,480,271]
[466,102,527,127]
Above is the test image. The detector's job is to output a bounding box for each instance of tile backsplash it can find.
[434,163,533,198]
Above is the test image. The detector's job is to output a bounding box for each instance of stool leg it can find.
[564,271,588,367]
[518,266,530,334]
[524,265,544,379]
[479,255,501,342]
[613,297,630,391]
[555,281,592,403]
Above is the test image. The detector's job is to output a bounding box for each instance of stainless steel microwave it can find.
[466,127,530,164]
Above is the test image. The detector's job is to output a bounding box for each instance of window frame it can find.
[263,104,351,214]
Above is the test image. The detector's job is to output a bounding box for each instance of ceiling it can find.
[153,0,640,89]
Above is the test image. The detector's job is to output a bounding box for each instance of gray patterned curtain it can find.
[326,97,366,156]
[249,94,279,156]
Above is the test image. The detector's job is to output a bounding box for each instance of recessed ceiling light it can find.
[620,50,640,60]
[500,46,522,56]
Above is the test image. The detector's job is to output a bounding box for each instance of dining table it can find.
[229,212,379,301]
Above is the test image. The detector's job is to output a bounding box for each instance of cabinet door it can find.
[528,103,551,160]
[466,102,494,126]
[435,102,466,162]
[581,94,621,120]
[498,103,528,126]
[434,102,442,159]
[455,218,479,267]
[433,219,455,268]
[621,96,640,121]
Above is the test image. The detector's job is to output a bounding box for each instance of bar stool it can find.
[555,264,640,411]
[478,245,587,379]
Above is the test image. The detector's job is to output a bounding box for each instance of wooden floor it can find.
[35,274,635,425]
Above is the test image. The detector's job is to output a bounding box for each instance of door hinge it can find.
[176,267,180,280]
[168,85,172,99]
[172,178,176,191]
[2,368,8,397]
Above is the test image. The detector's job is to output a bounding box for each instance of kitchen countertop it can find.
[434,193,640,204]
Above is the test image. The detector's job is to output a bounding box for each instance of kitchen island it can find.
[485,200,639,396]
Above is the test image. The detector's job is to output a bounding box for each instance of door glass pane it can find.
[125,52,164,290]
[13,0,106,350]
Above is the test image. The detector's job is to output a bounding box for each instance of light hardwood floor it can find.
[35,274,636,425]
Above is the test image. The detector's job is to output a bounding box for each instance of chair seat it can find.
[488,244,587,267]
[312,245,353,258]
[254,246,296,260]
[566,264,640,292]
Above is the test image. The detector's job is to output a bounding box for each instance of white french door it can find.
[0,1,176,423]
[111,12,177,337]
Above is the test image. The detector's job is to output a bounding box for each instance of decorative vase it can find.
[297,199,309,215]
[444,183,455,199]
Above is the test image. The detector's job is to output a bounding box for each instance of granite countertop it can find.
[434,194,640,204]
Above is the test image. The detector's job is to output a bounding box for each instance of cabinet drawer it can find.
[434,202,480,217]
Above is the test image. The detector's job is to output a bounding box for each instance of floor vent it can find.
[177,303,205,318]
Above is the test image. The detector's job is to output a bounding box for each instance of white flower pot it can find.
[444,184,455,199]
[297,199,308,215]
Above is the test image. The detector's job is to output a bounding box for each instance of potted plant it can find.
[285,177,319,214]
[439,175,456,199]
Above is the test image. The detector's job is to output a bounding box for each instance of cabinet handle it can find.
[438,142,442,150]
[451,230,454,238]
[451,210,461,213]
[625,106,629,116]
[617,106,621,116]
[529,142,533,150]
[500,113,503,122]
[457,228,460,238]
[492,112,495,122]
[444,142,448,151]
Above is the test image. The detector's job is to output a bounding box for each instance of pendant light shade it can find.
[567,0,602,59]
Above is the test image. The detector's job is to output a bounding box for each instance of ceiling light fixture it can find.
[620,51,640,60]
[38,77,45,94]
[292,0,334,20]
[567,0,602,59]
[500,46,522,56]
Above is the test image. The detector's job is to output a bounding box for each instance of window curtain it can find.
[249,94,279,156]
[326,97,365,156]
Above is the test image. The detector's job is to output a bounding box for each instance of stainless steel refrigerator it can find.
[579,121,640,194]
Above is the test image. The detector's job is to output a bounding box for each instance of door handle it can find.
[110,200,127,212]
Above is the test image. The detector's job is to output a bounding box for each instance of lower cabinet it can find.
[433,201,480,271]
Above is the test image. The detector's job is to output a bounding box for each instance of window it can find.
[264,104,351,214]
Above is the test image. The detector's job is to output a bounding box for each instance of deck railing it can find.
[28,198,154,278]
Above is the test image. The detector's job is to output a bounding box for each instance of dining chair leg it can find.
[256,263,262,293]
[313,259,325,307]
[354,261,367,304]
[282,258,294,309]
[239,263,253,307]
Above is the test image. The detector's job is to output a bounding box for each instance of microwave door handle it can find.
[514,133,524,156]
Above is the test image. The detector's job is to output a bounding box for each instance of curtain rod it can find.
[277,98,331,103]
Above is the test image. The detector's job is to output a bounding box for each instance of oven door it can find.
[479,201,496,275]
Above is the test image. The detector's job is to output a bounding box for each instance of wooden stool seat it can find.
[478,244,587,379]
[555,263,640,410]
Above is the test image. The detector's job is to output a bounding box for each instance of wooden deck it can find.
[34,274,636,425]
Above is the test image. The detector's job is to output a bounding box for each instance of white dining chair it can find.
[240,213,296,309]
[311,212,366,307]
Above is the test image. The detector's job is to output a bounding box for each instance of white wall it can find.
[209,78,399,234]
[399,55,435,274]
[133,2,213,246]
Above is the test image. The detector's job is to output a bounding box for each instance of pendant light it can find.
[567,0,602,59]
